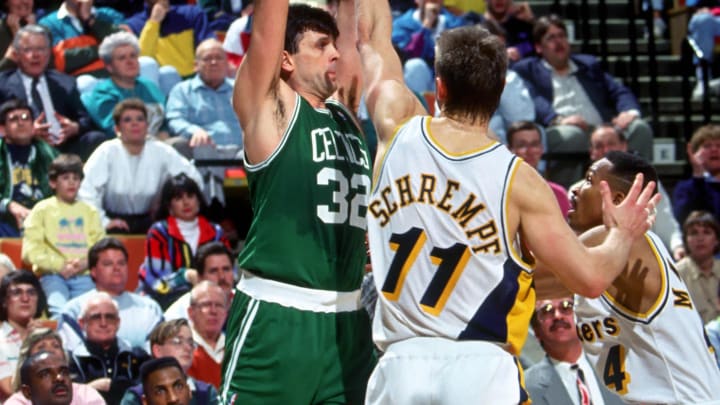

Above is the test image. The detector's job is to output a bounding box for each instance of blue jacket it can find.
[672,176,720,225]
[391,8,467,63]
[512,54,640,126]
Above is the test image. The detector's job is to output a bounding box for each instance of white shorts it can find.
[365,337,529,405]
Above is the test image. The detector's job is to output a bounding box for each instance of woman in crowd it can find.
[4,327,106,404]
[140,173,230,308]
[0,271,47,400]
[79,98,203,234]
[676,210,720,324]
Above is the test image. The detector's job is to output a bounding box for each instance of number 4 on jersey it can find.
[381,227,471,316]
[604,344,631,395]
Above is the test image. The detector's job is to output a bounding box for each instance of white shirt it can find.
[550,354,606,405]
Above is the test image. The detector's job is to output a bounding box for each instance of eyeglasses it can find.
[167,336,196,349]
[86,312,120,322]
[8,286,38,299]
[6,112,31,123]
[536,299,574,320]
[191,301,227,312]
[199,55,226,63]
[18,46,49,55]
[120,115,146,123]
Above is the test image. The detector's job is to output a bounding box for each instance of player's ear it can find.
[281,50,295,75]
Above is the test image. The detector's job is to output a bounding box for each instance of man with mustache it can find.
[526,296,624,405]
[19,351,73,405]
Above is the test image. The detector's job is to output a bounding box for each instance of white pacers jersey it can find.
[575,231,720,405]
[367,116,535,354]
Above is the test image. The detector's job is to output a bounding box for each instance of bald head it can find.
[195,39,228,89]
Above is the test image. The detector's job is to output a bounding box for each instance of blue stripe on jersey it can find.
[457,258,529,343]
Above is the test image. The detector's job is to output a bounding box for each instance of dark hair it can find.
[195,241,233,275]
[0,99,33,124]
[285,4,339,54]
[20,351,57,387]
[532,15,567,44]
[604,151,658,195]
[88,237,128,269]
[0,270,47,321]
[435,25,506,123]
[591,124,627,143]
[682,211,720,254]
[506,120,541,148]
[49,154,84,181]
[141,357,186,396]
[155,173,207,220]
[112,98,148,126]
[149,319,190,348]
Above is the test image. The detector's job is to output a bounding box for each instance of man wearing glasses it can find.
[67,291,151,405]
[526,296,624,405]
[186,281,227,389]
[120,319,219,405]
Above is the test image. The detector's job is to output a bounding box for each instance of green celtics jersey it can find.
[238,94,371,292]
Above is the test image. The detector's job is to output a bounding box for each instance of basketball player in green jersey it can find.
[220,1,375,404]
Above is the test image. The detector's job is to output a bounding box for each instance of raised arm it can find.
[356,0,426,146]
[233,0,293,165]
[333,0,362,114]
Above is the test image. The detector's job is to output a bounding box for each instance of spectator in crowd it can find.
[572,125,683,257]
[126,0,215,78]
[67,292,150,405]
[5,327,106,405]
[221,7,252,75]
[526,296,625,405]
[0,0,37,71]
[0,271,48,400]
[164,241,234,322]
[507,121,570,217]
[18,352,73,405]
[22,154,104,318]
[38,0,124,79]
[186,281,226,388]
[676,211,720,324]
[0,25,107,160]
[484,0,534,62]
[165,38,242,158]
[78,99,203,234]
[687,5,720,100]
[513,15,653,187]
[139,174,229,309]
[138,357,191,405]
[0,99,57,237]
[94,0,145,18]
[58,237,164,351]
[0,254,16,278]
[674,124,720,226]
[391,0,468,93]
[120,319,219,404]
[82,31,170,138]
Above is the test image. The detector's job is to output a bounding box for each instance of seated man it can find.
[138,357,191,405]
[164,241,235,322]
[68,291,150,404]
[0,99,57,237]
[513,15,653,187]
[687,5,720,100]
[186,281,227,389]
[120,319,219,404]
[484,0,535,63]
[58,237,164,350]
[19,352,73,405]
[0,25,107,160]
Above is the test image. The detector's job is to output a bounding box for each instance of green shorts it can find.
[220,290,377,404]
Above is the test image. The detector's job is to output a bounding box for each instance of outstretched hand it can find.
[600,173,661,238]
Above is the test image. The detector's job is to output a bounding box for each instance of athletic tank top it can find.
[367,116,535,353]
[238,94,371,292]
[574,231,720,404]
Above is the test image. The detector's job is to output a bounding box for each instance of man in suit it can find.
[513,14,653,187]
[525,295,625,405]
[0,24,107,160]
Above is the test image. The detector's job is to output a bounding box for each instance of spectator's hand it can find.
[33,112,52,143]
[6,13,22,35]
[150,0,170,23]
[421,1,440,29]
[3,46,16,63]
[189,128,213,147]
[60,259,82,279]
[55,113,80,143]
[7,201,29,229]
[687,142,706,177]
[185,268,199,285]
[106,218,130,232]
[559,114,588,130]
[612,111,637,131]
[507,47,521,62]
[88,378,111,392]
[673,246,686,261]
[510,2,534,22]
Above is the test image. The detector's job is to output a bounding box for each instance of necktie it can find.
[571,364,592,405]
[30,77,43,116]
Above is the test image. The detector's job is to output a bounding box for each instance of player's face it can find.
[568,159,613,232]
[108,44,140,81]
[509,129,543,168]
[51,172,82,204]
[533,298,577,346]
[290,30,339,99]
[589,127,627,161]
[685,223,719,261]
[536,24,570,69]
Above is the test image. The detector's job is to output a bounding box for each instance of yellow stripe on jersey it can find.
[370,116,417,193]
[502,159,535,273]
[505,270,535,355]
[602,234,667,320]
[420,246,472,316]
[424,117,500,157]
[383,230,428,301]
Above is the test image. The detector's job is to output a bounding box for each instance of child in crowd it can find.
[21,154,105,317]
